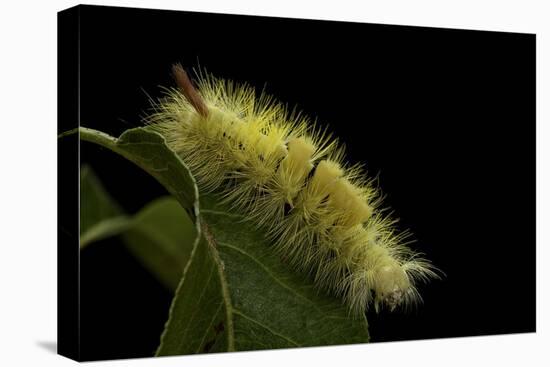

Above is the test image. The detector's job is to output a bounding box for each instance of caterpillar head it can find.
[373,263,411,312]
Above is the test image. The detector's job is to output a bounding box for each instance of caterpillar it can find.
[147,64,438,315]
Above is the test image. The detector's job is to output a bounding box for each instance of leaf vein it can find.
[232,309,301,347]
[217,242,323,313]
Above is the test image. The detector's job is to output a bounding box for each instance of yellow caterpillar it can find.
[147,64,438,315]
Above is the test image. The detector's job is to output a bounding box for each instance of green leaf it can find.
[68,126,369,356]
[76,127,200,219]
[79,165,131,248]
[79,163,197,290]
[122,197,196,290]
[156,196,369,355]
[76,126,202,286]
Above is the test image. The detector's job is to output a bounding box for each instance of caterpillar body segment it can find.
[147,65,438,315]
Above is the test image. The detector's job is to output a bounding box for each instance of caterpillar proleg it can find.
[147,64,439,315]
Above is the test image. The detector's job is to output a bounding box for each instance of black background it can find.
[70,4,535,361]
